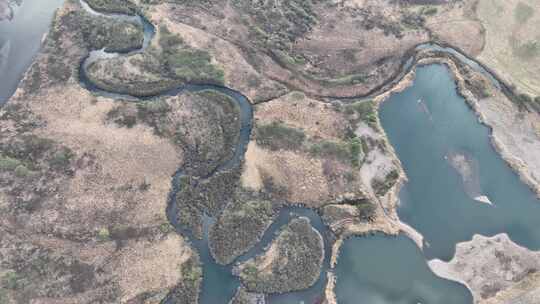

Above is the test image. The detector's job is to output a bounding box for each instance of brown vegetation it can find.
[237,217,324,294]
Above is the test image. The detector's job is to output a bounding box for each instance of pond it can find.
[3,2,539,303]
[336,234,472,304]
[380,64,540,261]
[335,64,539,304]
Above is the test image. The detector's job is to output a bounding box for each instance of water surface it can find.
[5,2,539,303]
[336,64,539,303]
[380,64,540,261]
[336,234,472,304]
[188,208,330,304]
[0,0,64,104]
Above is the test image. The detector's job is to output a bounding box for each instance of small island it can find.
[236,217,324,294]
[447,150,492,205]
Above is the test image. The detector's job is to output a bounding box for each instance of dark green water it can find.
[336,64,540,304]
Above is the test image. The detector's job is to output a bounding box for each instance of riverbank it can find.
[3,0,540,302]
[323,46,540,304]
[372,47,540,199]
[429,233,540,303]
[418,54,540,199]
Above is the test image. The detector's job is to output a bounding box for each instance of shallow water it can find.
[0,0,64,104]
[379,64,540,261]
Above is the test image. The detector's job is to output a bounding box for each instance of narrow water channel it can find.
[3,2,540,303]
[76,3,332,303]
[169,207,331,304]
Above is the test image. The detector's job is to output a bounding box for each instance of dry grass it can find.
[429,234,540,303]
[477,0,540,96]
[113,234,191,302]
[149,4,286,103]
[425,0,484,55]
[4,81,192,302]
[143,0,483,98]
[26,86,182,229]
[254,92,347,140]
[241,141,331,207]
[480,271,540,304]
[242,95,361,206]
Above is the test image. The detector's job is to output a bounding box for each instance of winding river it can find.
[2,1,540,304]
[77,3,331,304]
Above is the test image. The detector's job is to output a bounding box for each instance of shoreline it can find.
[323,47,540,304]
[4,0,538,300]
[428,233,540,303]
[415,55,540,199]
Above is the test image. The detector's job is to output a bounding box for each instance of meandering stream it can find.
[77,2,331,304]
[2,1,540,303]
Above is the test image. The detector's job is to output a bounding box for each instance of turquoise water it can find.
[380,64,540,261]
[336,64,539,304]
[4,1,539,302]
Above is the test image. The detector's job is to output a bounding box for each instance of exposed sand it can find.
[429,234,540,304]
[474,195,493,205]
[324,271,337,304]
